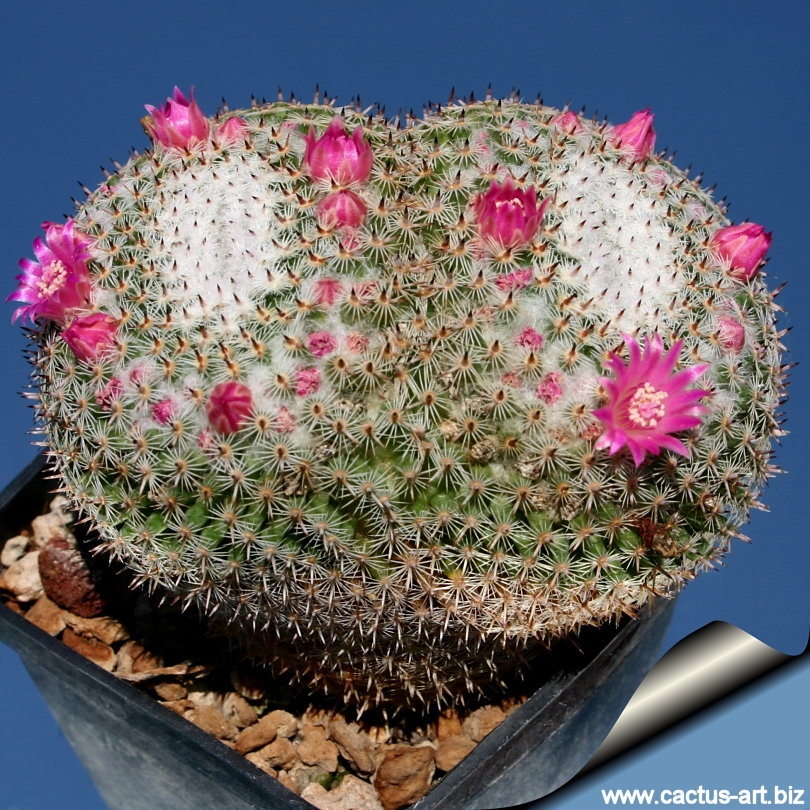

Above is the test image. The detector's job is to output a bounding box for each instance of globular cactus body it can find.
[15,90,786,708]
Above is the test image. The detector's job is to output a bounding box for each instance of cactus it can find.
[10,87,787,709]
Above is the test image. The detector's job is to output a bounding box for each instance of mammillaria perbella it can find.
[8,87,787,707]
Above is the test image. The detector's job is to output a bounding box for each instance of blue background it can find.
[0,1,807,807]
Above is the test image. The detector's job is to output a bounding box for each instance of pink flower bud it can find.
[216,116,249,144]
[198,428,215,453]
[95,377,122,411]
[347,332,369,353]
[612,109,656,162]
[717,316,746,352]
[473,176,549,249]
[295,367,322,397]
[152,399,175,425]
[8,220,93,326]
[711,223,772,280]
[62,313,118,363]
[144,87,209,150]
[515,326,544,351]
[304,117,374,186]
[313,277,344,307]
[495,267,533,292]
[317,190,367,229]
[206,381,253,434]
[549,111,584,134]
[307,331,338,358]
[274,407,296,433]
[536,372,563,405]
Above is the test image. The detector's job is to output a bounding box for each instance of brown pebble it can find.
[62,627,116,671]
[154,682,188,702]
[2,598,24,614]
[265,709,299,739]
[222,692,258,728]
[374,745,435,810]
[160,699,195,717]
[1,534,28,567]
[300,707,333,736]
[277,770,300,795]
[462,705,506,742]
[245,751,278,778]
[297,727,339,772]
[116,640,163,675]
[330,720,377,775]
[31,512,71,549]
[63,613,130,646]
[259,737,298,770]
[25,594,66,636]
[436,708,464,742]
[435,735,477,771]
[38,537,106,617]
[302,774,384,810]
[235,714,278,755]
[0,551,44,603]
[188,705,239,741]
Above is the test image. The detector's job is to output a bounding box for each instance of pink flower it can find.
[472,176,549,249]
[717,316,746,352]
[152,399,175,425]
[593,334,710,466]
[317,190,367,229]
[347,332,369,353]
[711,223,772,280]
[144,87,209,150]
[95,378,122,411]
[515,326,544,351]
[62,313,118,363]
[611,109,656,162]
[502,371,522,388]
[8,220,93,325]
[307,331,338,357]
[295,367,322,397]
[275,406,296,433]
[536,372,563,405]
[495,267,533,291]
[206,380,253,434]
[198,428,215,453]
[549,111,584,134]
[313,277,344,307]
[303,117,374,186]
[216,116,249,144]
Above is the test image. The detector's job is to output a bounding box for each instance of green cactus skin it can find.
[29,94,786,709]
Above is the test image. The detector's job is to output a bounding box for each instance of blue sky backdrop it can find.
[0,1,807,807]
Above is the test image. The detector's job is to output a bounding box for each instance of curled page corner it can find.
[579,621,806,776]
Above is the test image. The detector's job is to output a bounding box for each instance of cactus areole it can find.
[9,88,786,709]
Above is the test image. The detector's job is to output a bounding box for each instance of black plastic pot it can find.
[0,455,674,810]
